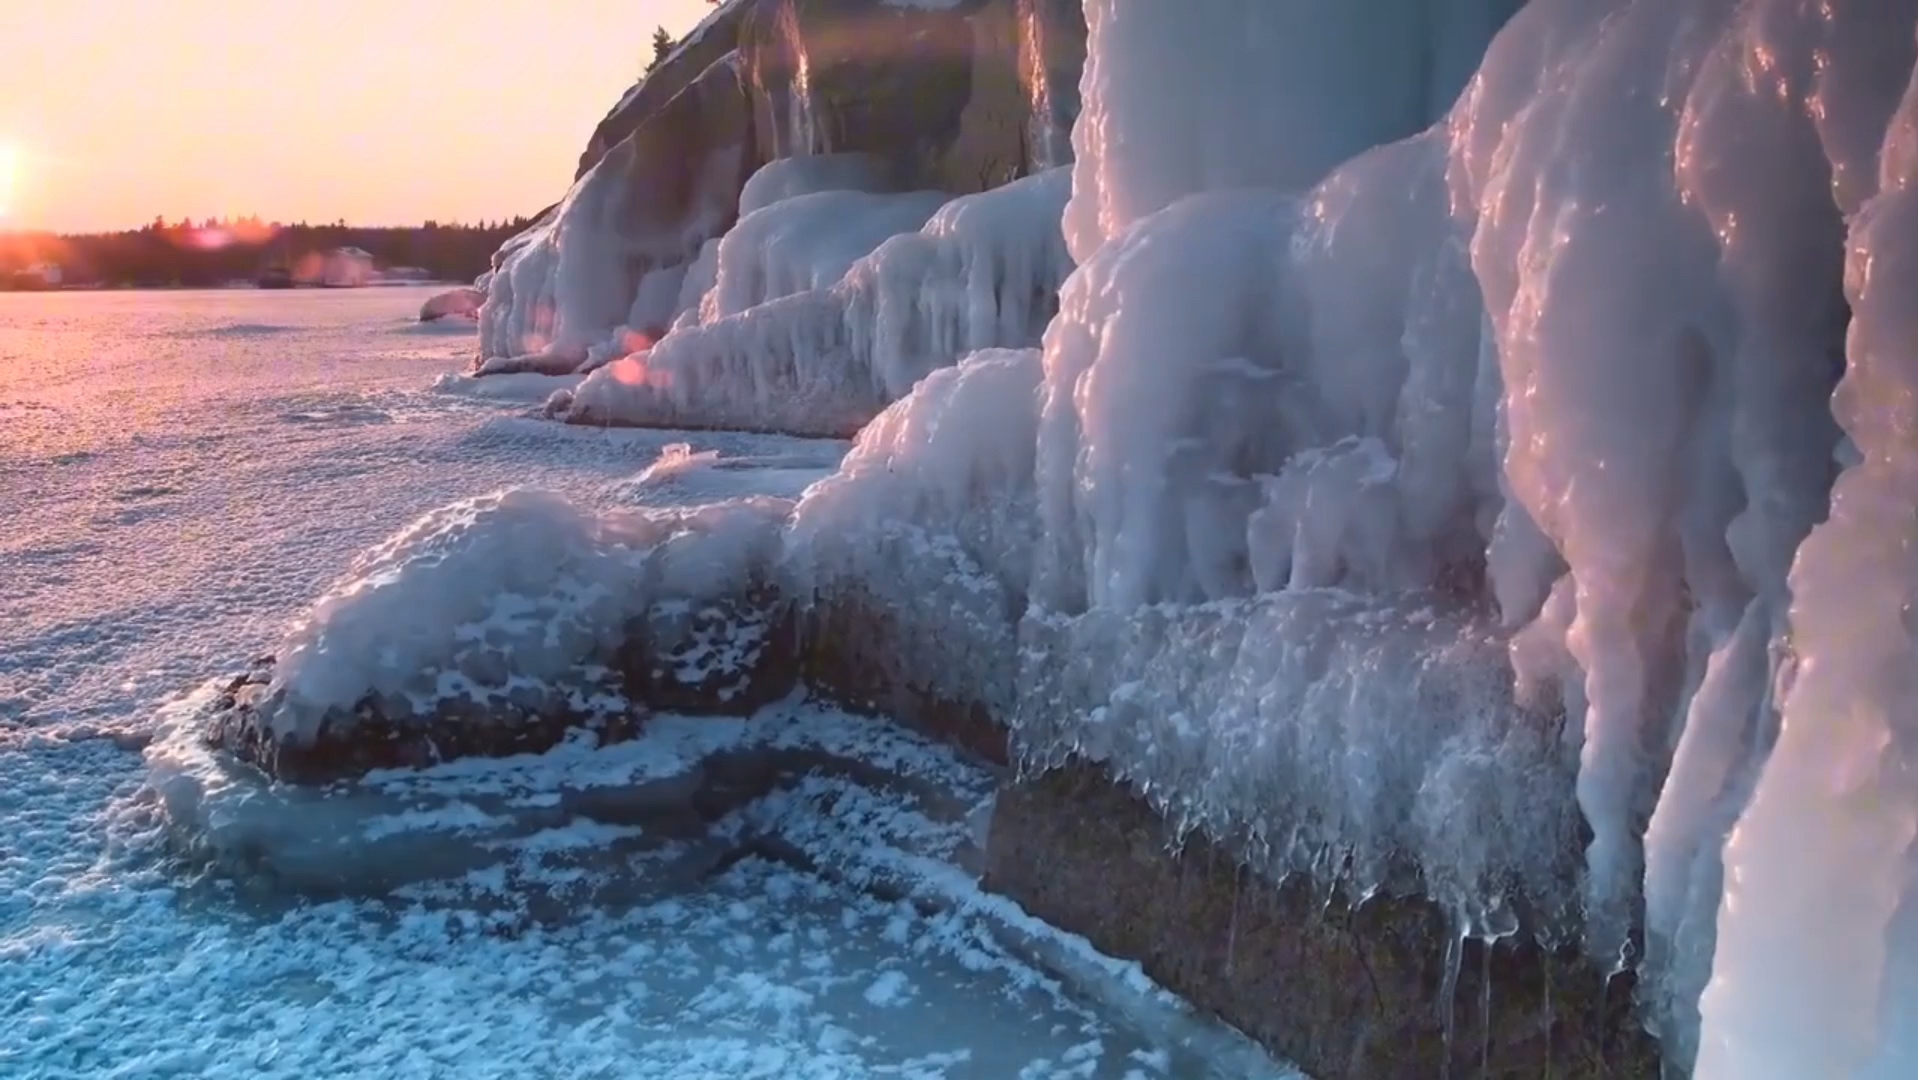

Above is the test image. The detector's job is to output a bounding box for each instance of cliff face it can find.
[476,52,760,371]
[737,0,1085,192]
[572,4,757,181]
[479,0,1086,369]
[586,0,1087,194]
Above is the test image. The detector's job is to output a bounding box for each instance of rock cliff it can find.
[477,0,1085,375]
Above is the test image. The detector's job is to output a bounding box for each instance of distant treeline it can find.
[0,216,536,289]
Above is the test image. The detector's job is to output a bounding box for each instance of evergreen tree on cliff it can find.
[647,27,673,73]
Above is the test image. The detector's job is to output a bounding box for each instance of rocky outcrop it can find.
[984,761,1662,1080]
[206,589,800,785]
[735,0,1080,194]
[569,0,1089,222]
[204,658,643,784]
[796,587,1013,766]
[616,583,800,715]
[419,286,483,322]
[613,0,1087,212]
[1016,0,1085,168]
[477,53,760,367]
[479,0,1087,368]
[574,3,756,180]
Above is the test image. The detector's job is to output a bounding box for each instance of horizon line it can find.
[1,216,539,239]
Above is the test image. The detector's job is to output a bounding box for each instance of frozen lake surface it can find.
[0,289,1287,1079]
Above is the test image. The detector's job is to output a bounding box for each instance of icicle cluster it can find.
[553,165,1071,437]
[1023,0,1918,1072]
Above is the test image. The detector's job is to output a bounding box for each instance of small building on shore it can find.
[5,262,63,289]
[321,247,374,288]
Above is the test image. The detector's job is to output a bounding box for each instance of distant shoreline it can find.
[0,279,461,294]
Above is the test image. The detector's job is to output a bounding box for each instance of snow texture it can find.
[554,166,1072,437]
[146,693,989,896]
[605,440,845,506]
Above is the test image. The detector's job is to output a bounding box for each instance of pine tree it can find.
[647,26,673,72]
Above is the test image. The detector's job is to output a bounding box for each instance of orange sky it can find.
[0,0,716,233]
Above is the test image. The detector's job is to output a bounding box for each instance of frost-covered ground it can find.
[0,289,1286,1079]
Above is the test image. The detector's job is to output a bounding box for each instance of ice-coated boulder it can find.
[419,286,484,322]
[616,582,798,715]
[202,489,796,783]
[204,655,640,784]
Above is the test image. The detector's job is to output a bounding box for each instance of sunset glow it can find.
[0,142,18,218]
[0,0,717,232]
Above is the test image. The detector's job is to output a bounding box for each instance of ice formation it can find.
[262,488,789,748]
[702,190,951,321]
[1017,595,1583,938]
[604,441,841,506]
[478,59,752,375]
[788,348,1045,716]
[1022,0,1917,1073]
[1059,0,1525,262]
[264,0,1918,1071]
[734,153,897,218]
[554,165,1071,436]
[1692,17,1918,1078]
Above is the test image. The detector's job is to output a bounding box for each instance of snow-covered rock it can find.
[207,489,795,782]
[1016,592,1581,940]
[419,286,484,322]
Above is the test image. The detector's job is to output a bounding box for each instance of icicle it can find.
[1479,938,1493,1078]
[1224,863,1244,976]
[1439,918,1466,1080]
[1695,16,1918,1073]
